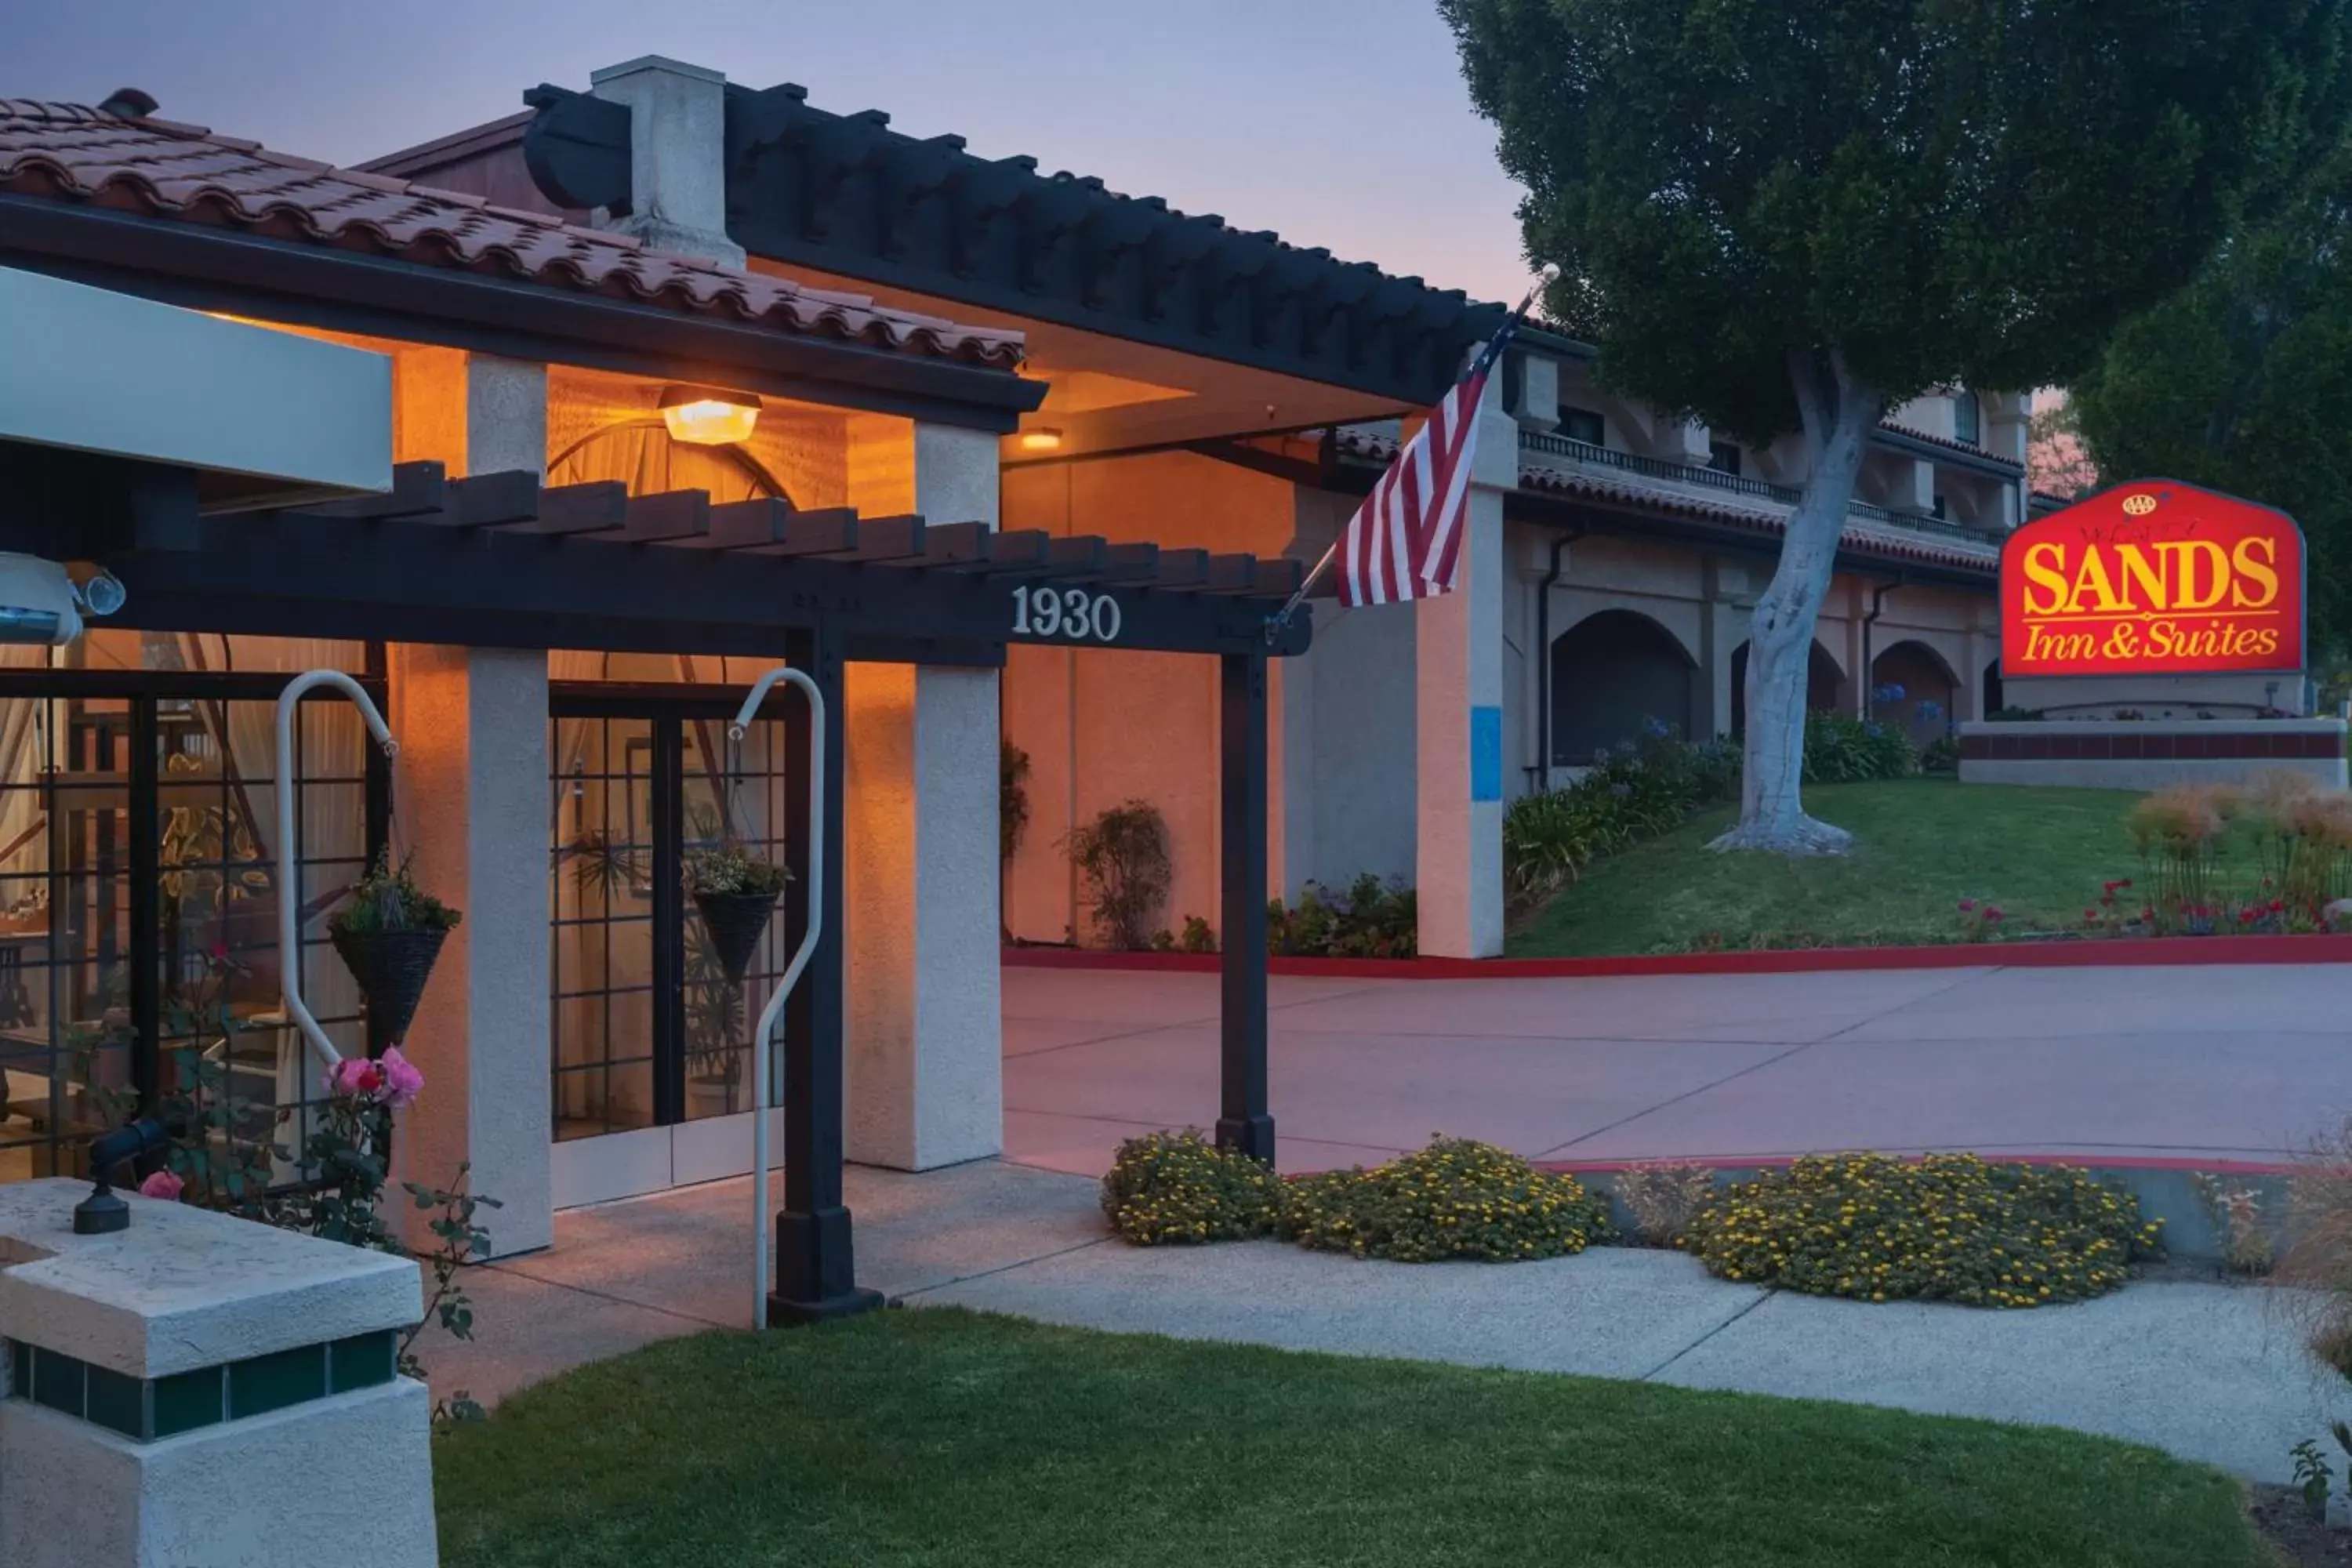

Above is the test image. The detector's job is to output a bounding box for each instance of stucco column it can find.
[390,354,552,1255]
[1700,558,1751,741]
[843,423,1002,1171]
[1414,395,1513,959]
[390,645,551,1256]
[1960,629,1989,722]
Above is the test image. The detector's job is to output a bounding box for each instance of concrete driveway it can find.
[1003,961,2352,1175]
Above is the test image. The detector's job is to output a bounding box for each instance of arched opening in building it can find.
[1549,610,1697,764]
[1871,641,1962,746]
[548,422,793,506]
[1729,640,1847,736]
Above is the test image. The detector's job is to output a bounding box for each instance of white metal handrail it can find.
[729,666,826,1330]
[274,670,397,1074]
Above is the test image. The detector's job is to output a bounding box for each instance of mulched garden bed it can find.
[2249,1484,2352,1567]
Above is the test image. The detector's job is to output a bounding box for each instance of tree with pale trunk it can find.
[1440,0,2352,855]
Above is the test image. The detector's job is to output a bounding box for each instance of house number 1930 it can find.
[1011,585,1123,643]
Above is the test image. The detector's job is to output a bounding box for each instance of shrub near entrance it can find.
[1281,1138,1615,1262]
[1099,1130,1281,1244]
[1679,1153,2162,1307]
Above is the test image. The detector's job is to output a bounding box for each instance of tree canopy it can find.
[2071,142,2352,655]
[1441,0,2352,446]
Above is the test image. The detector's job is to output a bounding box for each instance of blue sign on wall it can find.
[1470,706,1502,803]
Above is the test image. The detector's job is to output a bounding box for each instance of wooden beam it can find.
[492,480,628,535]
[901,519,985,566]
[445,470,543,528]
[1202,553,1259,593]
[1247,557,1306,597]
[806,513,921,562]
[939,528,1046,573]
[1151,547,1209,588]
[297,461,446,520]
[1214,650,1273,1164]
[615,489,710,543]
[698,503,864,556]
[1094,542,1161,583]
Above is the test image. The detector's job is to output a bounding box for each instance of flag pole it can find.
[1263,265,1559,642]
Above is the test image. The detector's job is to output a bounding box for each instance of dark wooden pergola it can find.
[0,449,1311,1323]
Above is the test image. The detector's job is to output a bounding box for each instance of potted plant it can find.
[684,843,790,985]
[328,850,463,1045]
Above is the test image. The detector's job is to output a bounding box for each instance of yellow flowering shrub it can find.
[1679,1153,2163,1308]
[1279,1138,1614,1263]
[1100,1130,1281,1245]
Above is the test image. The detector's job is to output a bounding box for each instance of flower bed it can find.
[1676,1152,2164,1308]
[1102,1132,1611,1262]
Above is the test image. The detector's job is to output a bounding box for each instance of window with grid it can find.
[0,667,381,1189]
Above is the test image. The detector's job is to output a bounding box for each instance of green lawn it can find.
[433,1309,2269,1568]
[1508,777,2183,957]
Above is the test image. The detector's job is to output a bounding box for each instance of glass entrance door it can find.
[549,695,795,1145]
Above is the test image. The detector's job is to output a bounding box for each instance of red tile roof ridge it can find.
[1330,426,1995,574]
[0,96,1027,371]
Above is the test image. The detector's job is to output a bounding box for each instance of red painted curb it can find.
[1534,1153,2299,1178]
[1004,932,2352,980]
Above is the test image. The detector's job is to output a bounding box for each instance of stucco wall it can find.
[1000,450,1299,945]
[1280,486,1417,894]
[1504,528,2000,795]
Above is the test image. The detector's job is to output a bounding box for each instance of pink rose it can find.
[378,1047,424,1109]
[328,1051,423,1108]
[328,1056,385,1100]
[138,1170,183,1201]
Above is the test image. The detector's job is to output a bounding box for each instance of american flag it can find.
[1334,315,1522,608]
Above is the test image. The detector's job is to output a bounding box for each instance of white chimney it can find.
[588,56,746,268]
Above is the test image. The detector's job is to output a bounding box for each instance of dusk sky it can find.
[11,0,1540,307]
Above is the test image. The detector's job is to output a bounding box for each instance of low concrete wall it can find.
[1958,717,2348,791]
[0,1180,434,1567]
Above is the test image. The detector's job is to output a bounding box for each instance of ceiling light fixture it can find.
[1018,427,1065,453]
[659,384,762,446]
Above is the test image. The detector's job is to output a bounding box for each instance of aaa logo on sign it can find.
[2000,481,2306,677]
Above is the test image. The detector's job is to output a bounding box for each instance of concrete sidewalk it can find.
[1004,962,2352,1175]
[436,1158,2348,1485]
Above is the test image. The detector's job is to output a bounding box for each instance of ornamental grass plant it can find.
[2271,1118,2352,1388]
[1678,1153,2162,1308]
[1279,1138,1615,1262]
[1098,1129,1281,1245]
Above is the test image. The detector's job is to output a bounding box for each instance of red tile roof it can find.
[1332,428,2001,576]
[1879,421,2021,468]
[0,98,1026,372]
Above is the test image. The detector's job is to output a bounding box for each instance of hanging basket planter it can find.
[328,851,463,1047]
[685,844,793,986]
[692,889,779,985]
[329,925,449,1044]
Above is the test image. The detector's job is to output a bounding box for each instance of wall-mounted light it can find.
[1018,427,1064,453]
[660,384,762,447]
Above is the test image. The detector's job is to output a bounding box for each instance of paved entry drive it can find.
[1002,961,2352,1175]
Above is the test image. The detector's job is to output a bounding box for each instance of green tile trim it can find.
[228,1343,327,1421]
[84,1365,144,1439]
[152,1367,227,1440]
[30,1346,84,1418]
[5,1334,396,1443]
[328,1330,397,1393]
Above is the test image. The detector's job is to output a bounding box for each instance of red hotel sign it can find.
[2001,481,2306,678]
